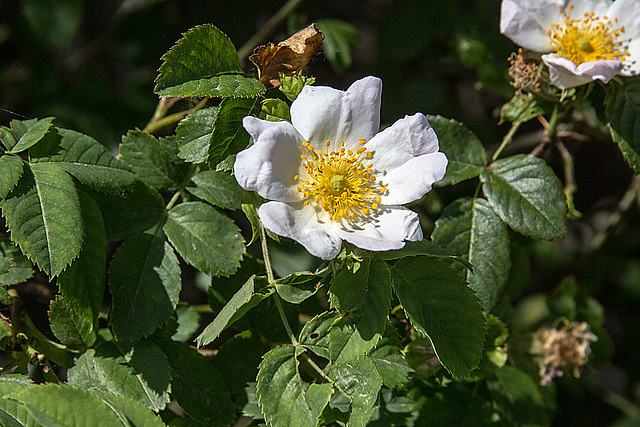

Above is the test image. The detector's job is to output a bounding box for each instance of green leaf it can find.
[0,117,53,153]
[432,197,510,311]
[186,169,242,210]
[207,97,261,167]
[257,345,333,427]
[260,98,291,122]
[22,314,73,367]
[0,163,82,277]
[0,235,34,287]
[0,376,33,427]
[156,339,235,426]
[119,130,186,191]
[108,233,181,341]
[172,304,201,342]
[29,127,137,192]
[175,106,219,164]
[481,154,567,239]
[491,366,549,425]
[316,19,360,73]
[57,190,105,321]
[6,383,125,427]
[499,93,545,124]
[0,155,24,200]
[327,356,382,427]
[605,76,640,163]
[329,258,391,340]
[84,180,164,241]
[196,275,272,347]
[369,344,414,388]
[373,239,473,270]
[279,75,316,102]
[275,271,321,304]
[157,73,266,98]
[49,296,96,349]
[610,124,640,174]
[22,0,82,48]
[155,24,241,90]
[298,311,340,360]
[89,389,166,427]
[211,332,267,395]
[164,201,245,277]
[427,115,487,186]
[391,257,485,379]
[67,340,171,412]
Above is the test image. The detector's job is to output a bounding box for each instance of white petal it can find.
[543,55,623,88]
[500,0,566,52]
[234,116,304,202]
[259,201,342,260]
[622,37,640,75]
[379,153,448,205]
[335,207,423,252]
[290,76,382,147]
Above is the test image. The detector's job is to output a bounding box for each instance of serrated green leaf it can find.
[84,180,164,241]
[369,344,414,388]
[157,73,266,98]
[427,115,487,186]
[67,340,171,412]
[329,258,391,340]
[327,356,382,427]
[108,233,181,341]
[316,19,360,73]
[186,169,242,210]
[279,75,316,102]
[0,377,34,427]
[57,190,105,322]
[1,117,53,153]
[0,163,82,277]
[119,130,186,191]
[275,271,321,304]
[257,345,332,427]
[164,201,245,277]
[6,383,125,427]
[432,197,510,311]
[610,124,640,174]
[391,257,485,379]
[172,304,201,342]
[207,97,261,167]
[0,235,34,287]
[298,310,340,360]
[0,155,24,200]
[499,93,544,124]
[29,127,137,192]
[90,389,166,427]
[196,275,272,347]
[176,106,220,163]
[49,296,96,349]
[154,24,247,94]
[373,239,473,270]
[156,339,235,426]
[481,154,567,240]
[260,98,291,122]
[22,314,73,368]
[605,76,640,164]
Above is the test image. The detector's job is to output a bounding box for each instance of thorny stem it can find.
[143,97,209,134]
[237,0,307,65]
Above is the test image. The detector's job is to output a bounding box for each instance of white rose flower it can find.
[500,0,640,89]
[234,76,448,260]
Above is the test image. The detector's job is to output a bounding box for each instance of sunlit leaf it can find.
[0,155,24,200]
[499,93,544,124]
[49,296,96,349]
[67,340,171,412]
[186,169,242,210]
[89,389,166,427]
[428,115,487,186]
[391,257,485,379]
[108,233,181,341]
[275,271,321,304]
[432,197,510,310]
[261,98,292,122]
[196,275,272,347]
[164,201,245,277]
[1,117,53,153]
[175,106,219,164]
[481,154,567,239]
[0,163,82,277]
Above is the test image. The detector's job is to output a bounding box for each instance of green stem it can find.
[237,0,307,65]
[492,120,522,162]
[143,98,209,134]
[260,223,298,345]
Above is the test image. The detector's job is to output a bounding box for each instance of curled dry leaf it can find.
[249,24,324,88]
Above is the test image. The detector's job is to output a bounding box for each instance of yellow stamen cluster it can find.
[295,139,386,221]
[548,6,629,65]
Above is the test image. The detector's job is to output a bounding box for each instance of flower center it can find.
[548,6,629,65]
[295,139,386,222]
